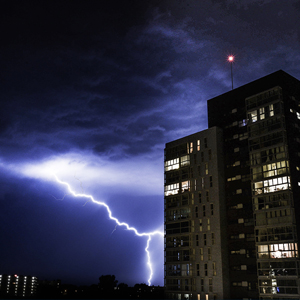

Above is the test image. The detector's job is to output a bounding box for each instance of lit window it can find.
[260,107,265,120]
[205,163,208,175]
[197,140,201,151]
[200,248,204,261]
[164,183,179,196]
[239,119,247,127]
[269,104,274,116]
[212,262,216,276]
[187,142,193,154]
[180,155,190,167]
[181,181,190,192]
[236,189,242,194]
[233,161,240,166]
[249,110,258,122]
[164,158,179,171]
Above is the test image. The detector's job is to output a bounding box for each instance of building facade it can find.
[165,70,300,299]
[0,274,38,298]
[164,127,230,299]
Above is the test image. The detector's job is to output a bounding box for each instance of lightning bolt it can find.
[53,174,163,286]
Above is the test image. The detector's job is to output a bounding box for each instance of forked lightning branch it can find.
[53,175,163,286]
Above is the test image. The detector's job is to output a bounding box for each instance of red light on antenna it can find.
[228,55,234,62]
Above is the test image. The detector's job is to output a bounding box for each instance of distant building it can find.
[0,274,38,297]
[164,70,300,299]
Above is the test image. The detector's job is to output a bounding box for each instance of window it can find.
[195,206,198,218]
[201,177,205,188]
[209,278,213,292]
[205,163,208,175]
[208,247,211,260]
[204,264,208,276]
[200,248,204,261]
[165,158,179,171]
[210,204,214,215]
[199,192,202,203]
[204,138,208,148]
[259,107,265,120]
[196,234,199,246]
[212,262,216,276]
[199,219,203,232]
[253,176,290,194]
[209,176,213,187]
[239,119,247,127]
[233,160,240,166]
[207,218,210,231]
[201,152,204,162]
[181,181,190,193]
[208,149,212,160]
[197,140,201,151]
[269,104,274,116]
[249,110,258,122]
[197,264,200,276]
[206,191,209,202]
[236,189,242,194]
[204,234,207,246]
[180,155,190,167]
[203,205,206,217]
[187,142,193,154]
[234,147,239,152]
[165,183,179,196]
[201,278,204,292]
[211,233,215,245]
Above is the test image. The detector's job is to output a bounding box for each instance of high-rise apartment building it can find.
[0,274,38,297]
[164,70,300,299]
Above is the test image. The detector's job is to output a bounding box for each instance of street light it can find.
[227,55,234,90]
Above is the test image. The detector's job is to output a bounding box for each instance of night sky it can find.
[1,0,300,287]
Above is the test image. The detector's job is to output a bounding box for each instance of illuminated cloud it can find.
[7,151,163,197]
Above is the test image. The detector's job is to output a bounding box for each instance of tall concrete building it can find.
[164,70,300,299]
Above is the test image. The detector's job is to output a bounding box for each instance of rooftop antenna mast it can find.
[227,55,234,90]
